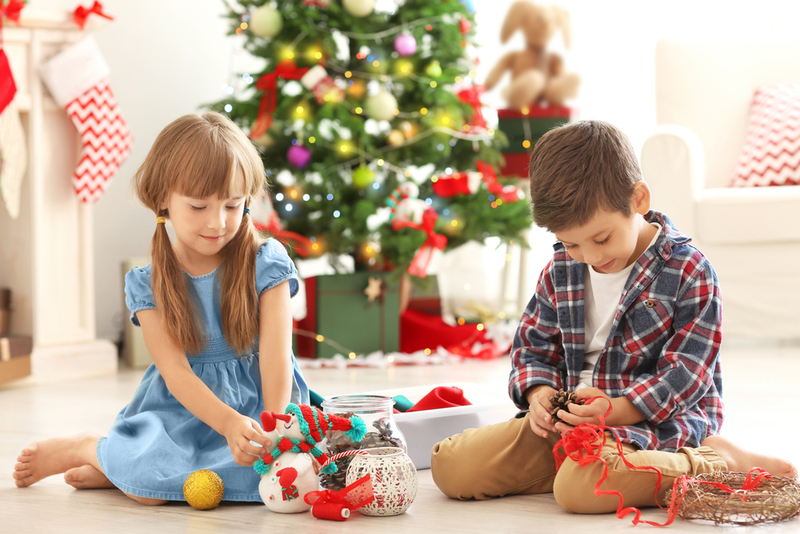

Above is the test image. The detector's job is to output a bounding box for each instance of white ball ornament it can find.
[250,4,283,38]
[343,0,375,17]
[364,90,398,122]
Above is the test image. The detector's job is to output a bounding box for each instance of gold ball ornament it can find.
[250,4,283,38]
[364,90,398,122]
[183,469,224,510]
[387,129,405,147]
[343,0,375,17]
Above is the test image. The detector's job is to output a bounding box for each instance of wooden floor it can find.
[3,341,800,532]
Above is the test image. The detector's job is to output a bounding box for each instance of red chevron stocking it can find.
[38,36,132,202]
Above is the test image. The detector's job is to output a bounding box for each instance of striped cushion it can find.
[730,85,800,187]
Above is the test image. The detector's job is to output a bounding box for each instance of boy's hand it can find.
[552,388,612,433]
[223,416,271,467]
[525,385,559,438]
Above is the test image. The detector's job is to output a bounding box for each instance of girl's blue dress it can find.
[97,239,310,502]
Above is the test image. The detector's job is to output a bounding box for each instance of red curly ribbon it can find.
[304,474,375,521]
[1,0,25,24]
[250,59,310,139]
[73,1,113,30]
[553,397,773,527]
[457,84,487,130]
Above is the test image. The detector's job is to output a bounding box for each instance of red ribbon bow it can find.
[250,59,310,139]
[1,0,25,24]
[73,1,113,30]
[304,474,374,521]
[392,207,447,278]
[253,213,314,258]
[476,160,521,203]
[457,84,487,130]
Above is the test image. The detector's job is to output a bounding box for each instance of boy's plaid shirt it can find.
[509,211,724,452]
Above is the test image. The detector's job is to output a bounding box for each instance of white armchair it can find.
[641,38,800,340]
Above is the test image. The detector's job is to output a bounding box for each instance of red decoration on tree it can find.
[459,17,471,35]
[432,171,480,197]
[477,161,522,203]
[251,59,310,139]
[392,207,447,278]
[73,1,113,30]
[1,0,25,24]
[457,84,487,131]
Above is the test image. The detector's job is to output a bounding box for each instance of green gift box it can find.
[294,272,400,359]
[497,106,577,177]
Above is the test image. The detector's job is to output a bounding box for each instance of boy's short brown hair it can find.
[528,120,642,233]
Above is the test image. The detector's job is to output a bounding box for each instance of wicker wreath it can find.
[664,471,800,525]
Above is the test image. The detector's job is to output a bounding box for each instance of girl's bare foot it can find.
[702,435,798,478]
[64,465,115,489]
[13,433,101,488]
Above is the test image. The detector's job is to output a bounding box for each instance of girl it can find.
[13,112,310,505]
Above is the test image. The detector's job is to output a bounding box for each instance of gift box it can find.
[498,105,578,178]
[294,272,400,359]
[0,334,32,386]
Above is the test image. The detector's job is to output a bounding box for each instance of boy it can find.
[430,121,795,513]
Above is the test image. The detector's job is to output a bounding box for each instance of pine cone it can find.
[549,389,584,424]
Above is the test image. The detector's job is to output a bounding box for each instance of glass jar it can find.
[345,447,417,516]
[320,395,407,491]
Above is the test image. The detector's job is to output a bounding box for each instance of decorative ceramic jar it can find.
[345,447,417,516]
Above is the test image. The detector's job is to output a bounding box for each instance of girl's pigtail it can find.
[150,215,204,354]
[220,208,259,354]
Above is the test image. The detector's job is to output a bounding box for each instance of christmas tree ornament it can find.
[342,0,375,17]
[424,60,442,78]
[251,130,276,148]
[300,65,345,104]
[386,129,405,147]
[352,166,375,189]
[432,170,480,197]
[287,145,312,168]
[183,469,225,510]
[348,79,367,100]
[459,18,472,35]
[38,36,133,203]
[364,90,398,122]
[393,34,417,56]
[250,59,310,139]
[250,4,283,38]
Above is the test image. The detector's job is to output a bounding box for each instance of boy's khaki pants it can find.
[430,412,726,513]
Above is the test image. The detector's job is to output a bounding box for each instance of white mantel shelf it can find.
[0,10,117,386]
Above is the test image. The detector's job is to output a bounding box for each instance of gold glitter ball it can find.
[183,469,224,510]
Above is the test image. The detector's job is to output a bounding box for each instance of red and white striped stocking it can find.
[39,36,132,203]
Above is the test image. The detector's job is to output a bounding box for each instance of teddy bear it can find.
[254,404,367,513]
[484,1,579,109]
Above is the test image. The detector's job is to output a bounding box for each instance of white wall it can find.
[30,0,800,342]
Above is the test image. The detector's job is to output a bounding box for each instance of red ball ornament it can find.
[459,18,471,35]
[287,145,312,168]
[393,34,417,56]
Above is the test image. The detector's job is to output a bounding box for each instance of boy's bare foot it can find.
[702,435,798,478]
[13,433,101,488]
[64,465,115,489]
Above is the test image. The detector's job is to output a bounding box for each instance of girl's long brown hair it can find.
[131,112,267,355]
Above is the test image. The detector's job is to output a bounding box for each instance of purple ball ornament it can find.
[393,34,417,56]
[287,145,312,169]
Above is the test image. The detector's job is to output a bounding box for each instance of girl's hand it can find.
[552,387,613,434]
[525,385,558,439]
[223,416,270,467]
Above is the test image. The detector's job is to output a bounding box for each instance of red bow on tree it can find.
[393,207,447,278]
[457,84,487,131]
[73,1,113,30]
[1,0,25,24]
[250,59,310,139]
[476,160,521,203]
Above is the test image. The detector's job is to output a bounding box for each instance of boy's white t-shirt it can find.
[577,223,662,390]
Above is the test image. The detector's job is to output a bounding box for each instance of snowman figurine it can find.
[254,404,367,513]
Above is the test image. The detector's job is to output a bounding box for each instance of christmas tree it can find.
[213,0,532,278]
